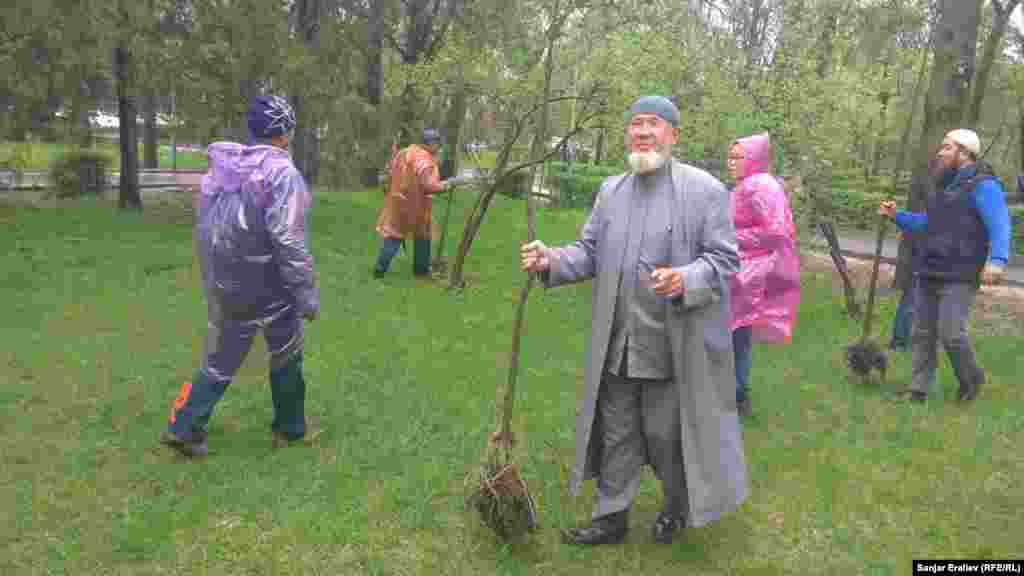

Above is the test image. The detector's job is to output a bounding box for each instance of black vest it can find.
[917,169,991,283]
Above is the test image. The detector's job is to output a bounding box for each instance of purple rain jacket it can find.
[195,142,319,320]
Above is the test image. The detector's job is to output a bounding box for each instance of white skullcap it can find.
[945,129,980,156]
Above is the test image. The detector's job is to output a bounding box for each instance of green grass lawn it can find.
[1,189,1022,575]
[0,140,208,171]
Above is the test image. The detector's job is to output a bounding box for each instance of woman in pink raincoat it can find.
[728,133,801,417]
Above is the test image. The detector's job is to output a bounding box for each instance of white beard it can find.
[627,150,668,174]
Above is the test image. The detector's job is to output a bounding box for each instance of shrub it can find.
[544,161,622,208]
[49,149,113,198]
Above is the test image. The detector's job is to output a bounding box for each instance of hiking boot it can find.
[562,511,628,546]
[159,430,209,458]
[893,389,927,404]
[958,369,985,403]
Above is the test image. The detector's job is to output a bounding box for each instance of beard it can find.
[929,157,953,186]
[627,149,669,174]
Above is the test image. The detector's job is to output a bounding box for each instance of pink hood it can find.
[730,133,800,343]
[735,133,772,179]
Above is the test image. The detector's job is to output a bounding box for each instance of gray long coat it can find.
[545,159,748,527]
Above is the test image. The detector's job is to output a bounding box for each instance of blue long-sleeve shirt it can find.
[894,165,1012,265]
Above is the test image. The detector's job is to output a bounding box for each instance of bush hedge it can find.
[544,161,623,208]
[49,149,113,198]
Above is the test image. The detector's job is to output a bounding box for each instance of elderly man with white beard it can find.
[521,96,748,546]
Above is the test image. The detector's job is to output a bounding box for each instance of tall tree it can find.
[115,33,140,210]
[967,0,1022,125]
[896,0,981,281]
[389,0,465,144]
[291,0,324,184]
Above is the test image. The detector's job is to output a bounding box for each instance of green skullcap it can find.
[627,96,680,127]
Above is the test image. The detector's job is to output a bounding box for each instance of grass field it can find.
[0,140,208,171]
[1,188,1022,575]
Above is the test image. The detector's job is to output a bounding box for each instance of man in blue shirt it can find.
[879,129,1011,403]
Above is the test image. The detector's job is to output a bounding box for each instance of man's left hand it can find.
[981,263,1006,285]
[651,267,684,299]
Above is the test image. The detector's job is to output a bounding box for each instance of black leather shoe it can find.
[958,369,985,402]
[652,513,683,544]
[561,511,628,546]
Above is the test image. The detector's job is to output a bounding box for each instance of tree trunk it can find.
[441,84,466,180]
[143,90,158,169]
[895,49,929,173]
[291,93,320,185]
[895,0,980,283]
[69,79,93,149]
[449,121,518,289]
[366,0,385,107]
[434,82,467,267]
[292,0,321,185]
[238,79,260,142]
[116,41,141,210]
[967,0,1021,126]
[1020,106,1024,173]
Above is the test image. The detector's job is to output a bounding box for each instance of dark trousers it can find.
[732,326,753,404]
[375,237,431,275]
[593,370,688,521]
[889,280,917,350]
[909,278,983,395]
[167,301,307,442]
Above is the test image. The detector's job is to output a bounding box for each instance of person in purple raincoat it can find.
[728,133,800,418]
[160,95,320,458]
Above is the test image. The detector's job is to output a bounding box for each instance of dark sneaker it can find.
[562,511,628,546]
[159,430,209,458]
[958,370,985,402]
[737,398,752,418]
[373,268,386,279]
[893,389,927,404]
[652,513,683,544]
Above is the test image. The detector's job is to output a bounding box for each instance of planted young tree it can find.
[440,0,611,289]
[447,87,606,290]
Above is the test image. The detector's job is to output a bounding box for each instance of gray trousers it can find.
[593,370,688,520]
[910,278,983,394]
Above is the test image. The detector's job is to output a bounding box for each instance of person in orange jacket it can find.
[373,129,453,277]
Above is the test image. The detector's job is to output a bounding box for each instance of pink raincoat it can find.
[730,133,800,342]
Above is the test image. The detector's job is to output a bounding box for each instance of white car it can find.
[89,112,120,129]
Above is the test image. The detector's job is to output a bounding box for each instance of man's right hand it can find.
[878,200,897,219]
[521,240,550,273]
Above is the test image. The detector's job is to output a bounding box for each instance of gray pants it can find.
[593,370,688,520]
[910,278,983,394]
